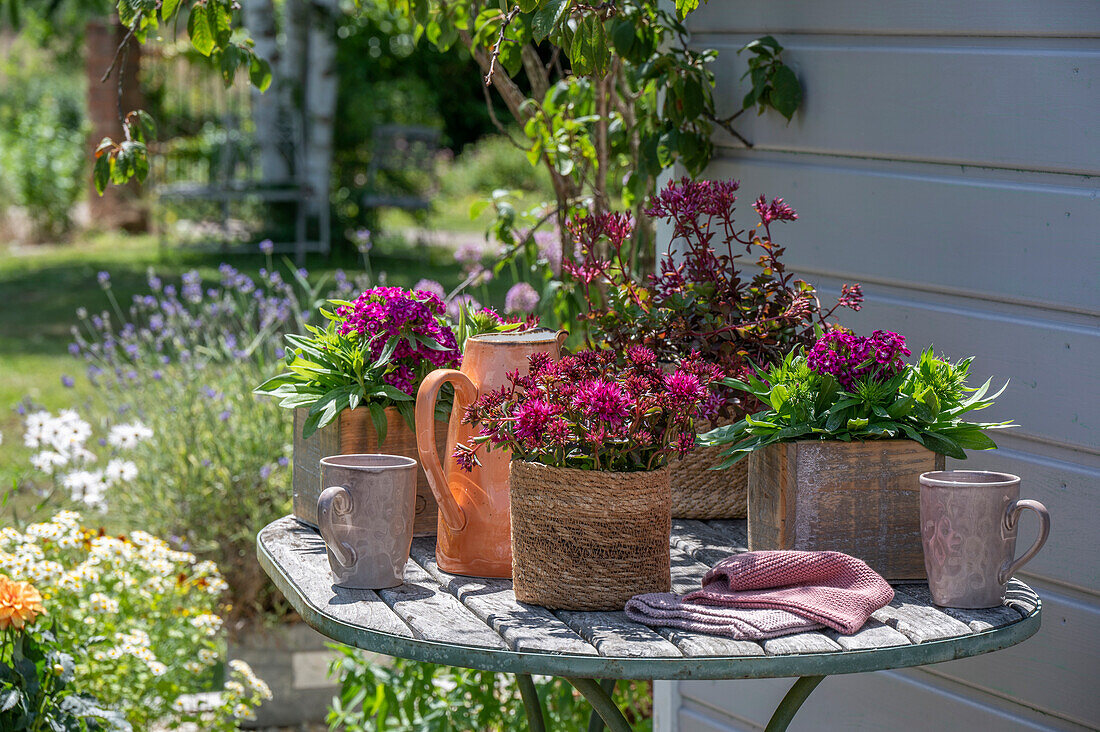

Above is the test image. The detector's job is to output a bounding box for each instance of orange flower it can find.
[0,575,46,630]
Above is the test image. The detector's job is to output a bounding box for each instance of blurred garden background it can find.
[1,0,753,727]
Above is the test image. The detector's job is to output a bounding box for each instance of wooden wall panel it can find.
[696,37,1100,175]
[686,2,1100,38]
[701,154,1100,315]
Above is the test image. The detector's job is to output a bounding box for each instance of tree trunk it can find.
[85,18,147,232]
[304,0,338,240]
[241,0,289,182]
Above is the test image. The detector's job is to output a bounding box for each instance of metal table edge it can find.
[256,523,1043,681]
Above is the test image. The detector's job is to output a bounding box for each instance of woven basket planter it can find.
[509,460,671,611]
[292,406,445,535]
[669,416,747,519]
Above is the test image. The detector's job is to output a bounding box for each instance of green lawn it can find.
[0,228,510,491]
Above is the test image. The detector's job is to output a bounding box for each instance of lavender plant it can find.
[59,258,366,618]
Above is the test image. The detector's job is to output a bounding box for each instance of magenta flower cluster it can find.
[335,287,461,395]
[806,330,911,390]
[454,348,723,472]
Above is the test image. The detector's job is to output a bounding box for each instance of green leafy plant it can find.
[255,287,462,441]
[327,650,651,731]
[702,331,1014,464]
[0,512,270,728]
[0,618,130,732]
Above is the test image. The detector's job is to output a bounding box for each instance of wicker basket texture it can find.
[509,460,671,611]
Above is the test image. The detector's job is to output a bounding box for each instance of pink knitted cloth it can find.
[625,551,894,640]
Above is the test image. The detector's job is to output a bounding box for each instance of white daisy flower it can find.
[104,459,138,484]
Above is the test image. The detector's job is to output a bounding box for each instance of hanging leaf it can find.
[187,4,215,56]
[770,64,802,121]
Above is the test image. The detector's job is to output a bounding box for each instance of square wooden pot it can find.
[292,406,445,535]
[748,439,945,581]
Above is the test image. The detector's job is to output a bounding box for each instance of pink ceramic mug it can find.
[919,470,1050,608]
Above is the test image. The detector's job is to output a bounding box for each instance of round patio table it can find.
[257,516,1041,732]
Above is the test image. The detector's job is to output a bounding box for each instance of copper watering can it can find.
[415,330,566,578]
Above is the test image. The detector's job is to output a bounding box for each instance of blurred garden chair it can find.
[360,125,441,214]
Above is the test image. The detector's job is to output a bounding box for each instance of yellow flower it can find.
[0,574,46,630]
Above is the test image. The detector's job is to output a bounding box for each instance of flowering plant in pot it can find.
[255,286,462,529]
[455,347,722,610]
[700,330,1014,580]
[565,177,863,519]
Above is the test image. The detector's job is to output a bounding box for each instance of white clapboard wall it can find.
[656,3,1100,731]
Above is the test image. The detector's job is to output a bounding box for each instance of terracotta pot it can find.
[292,406,445,533]
[748,439,944,581]
[509,460,671,611]
[415,330,566,578]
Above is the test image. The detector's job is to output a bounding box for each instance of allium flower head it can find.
[504,282,540,314]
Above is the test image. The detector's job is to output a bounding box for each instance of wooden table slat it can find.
[896,584,1025,632]
[825,619,912,651]
[259,518,415,638]
[671,519,748,566]
[555,610,684,658]
[375,560,510,649]
[874,586,974,644]
[408,539,598,656]
[762,630,844,655]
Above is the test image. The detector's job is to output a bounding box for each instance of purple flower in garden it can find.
[664,371,704,402]
[414,279,446,300]
[533,229,563,275]
[152,370,163,381]
[277,456,289,467]
[68,343,80,356]
[504,283,539,314]
[218,410,232,422]
[61,375,74,388]
[259,239,274,255]
[574,380,632,426]
[352,229,372,251]
[260,464,272,480]
[147,273,162,291]
[513,399,558,444]
[807,330,911,390]
[446,294,481,320]
[97,271,111,288]
[454,241,483,268]
[334,287,462,396]
[753,195,798,225]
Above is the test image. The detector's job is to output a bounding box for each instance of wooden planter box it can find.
[292,406,445,535]
[748,439,945,581]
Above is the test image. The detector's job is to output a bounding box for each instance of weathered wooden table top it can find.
[257,516,1041,680]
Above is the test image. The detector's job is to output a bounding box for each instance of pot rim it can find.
[919,470,1019,489]
[320,453,417,472]
[466,328,562,344]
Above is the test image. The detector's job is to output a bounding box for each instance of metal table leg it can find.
[587,680,618,732]
[517,673,547,732]
[566,677,633,732]
[764,675,825,732]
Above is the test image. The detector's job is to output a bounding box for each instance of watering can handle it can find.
[415,369,477,533]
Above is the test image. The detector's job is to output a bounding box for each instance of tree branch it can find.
[483,6,521,87]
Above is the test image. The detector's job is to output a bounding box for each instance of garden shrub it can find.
[438,135,554,199]
[0,510,270,728]
[0,39,87,240]
[328,649,651,731]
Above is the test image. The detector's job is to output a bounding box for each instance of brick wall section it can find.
[84,18,147,231]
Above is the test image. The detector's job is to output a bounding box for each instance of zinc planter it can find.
[292,406,445,534]
[509,460,671,611]
[748,439,944,581]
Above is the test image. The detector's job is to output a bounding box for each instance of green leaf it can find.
[93,145,112,195]
[249,54,272,92]
[162,0,181,21]
[675,0,701,18]
[531,0,568,43]
[368,402,388,446]
[517,0,539,12]
[770,64,802,121]
[188,4,216,56]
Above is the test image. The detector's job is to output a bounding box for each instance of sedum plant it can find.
[702,330,1014,465]
[255,287,461,441]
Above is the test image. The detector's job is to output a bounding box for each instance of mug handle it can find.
[998,499,1051,584]
[317,485,357,569]
[415,369,477,533]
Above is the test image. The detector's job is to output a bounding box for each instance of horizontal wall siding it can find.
[686,2,1100,38]
[701,37,1100,175]
[667,3,1100,732]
